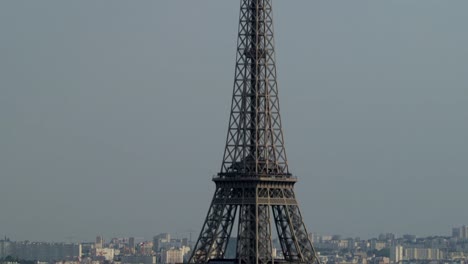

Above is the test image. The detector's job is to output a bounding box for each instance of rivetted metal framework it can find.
[189,0,319,263]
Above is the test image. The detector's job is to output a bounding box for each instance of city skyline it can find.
[1,1,468,242]
[3,227,468,264]
[1,225,467,244]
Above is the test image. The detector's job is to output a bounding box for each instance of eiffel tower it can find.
[189,1,319,263]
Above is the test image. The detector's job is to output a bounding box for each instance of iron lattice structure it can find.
[189,0,319,263]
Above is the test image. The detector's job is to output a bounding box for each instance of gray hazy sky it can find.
[1,1,467,242]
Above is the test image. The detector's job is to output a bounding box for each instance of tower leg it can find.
[190,187,238,263]
[236,187,273,264]
[286,204,317,263]
[272,190,318,263]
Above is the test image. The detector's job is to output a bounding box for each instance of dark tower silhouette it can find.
[189,1,319,263]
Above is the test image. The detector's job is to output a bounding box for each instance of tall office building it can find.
[96,236,104,249]
[0,239,12,259]
[452,225,468,239]
[153,233,171,253]
[129,237,136,254]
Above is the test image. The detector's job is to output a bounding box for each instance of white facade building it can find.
[404,248,442,260]
[160,246,190,264]
[390,246,403,263]
[94,247,114,261]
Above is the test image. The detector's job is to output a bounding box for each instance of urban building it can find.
[0,239,12,259]
[390,246,403,263]
[404,247,443,261]
[160,248,183,264]
[160,246,190,264]
[370,240,387,251]
[95,236,104,249]
[93,247,114,261]
[3,242,81,262]
[453,225,468,239]
[153,234,170,253]
[128,237,135,255]
[121,255,156,264]
[137,242,153,256]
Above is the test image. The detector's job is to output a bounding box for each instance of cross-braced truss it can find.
[189,0,319,263]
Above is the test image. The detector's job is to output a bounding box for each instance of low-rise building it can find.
[5,242,81,262]
[121,255,156,264]
[404,248,443,261]
[160,246,190,264]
